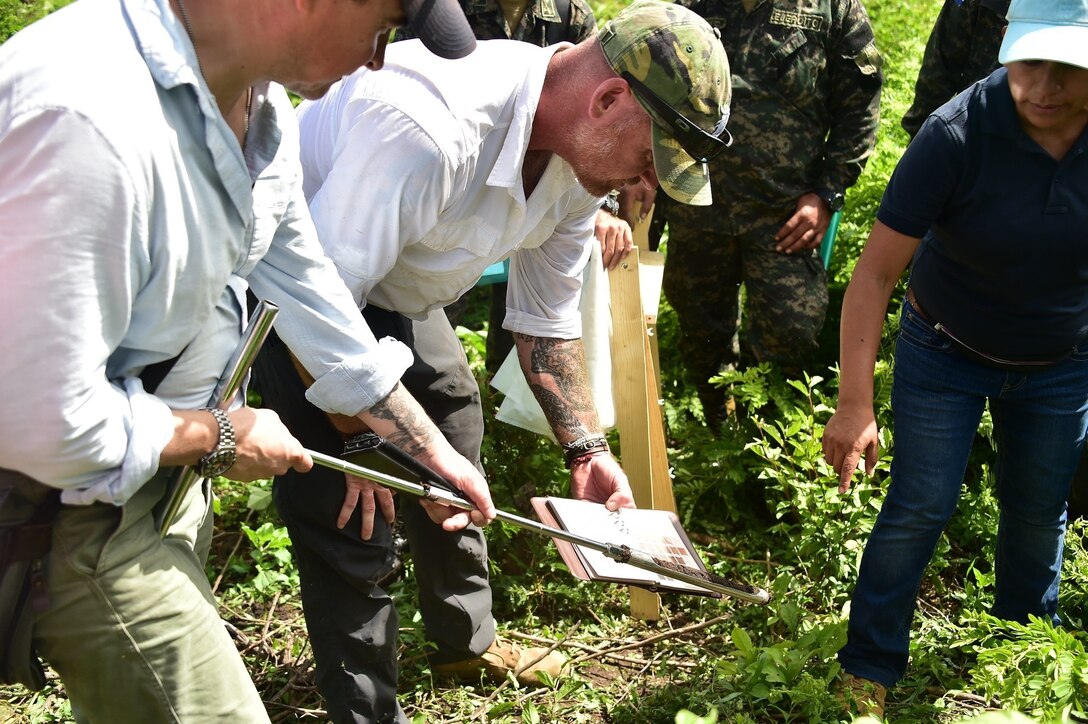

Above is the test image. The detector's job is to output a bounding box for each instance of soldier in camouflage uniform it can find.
[902,0,1009,139]
[660,0,882,426]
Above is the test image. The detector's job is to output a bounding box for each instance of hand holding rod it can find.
[157,301,280,537]
[307,448,771,605]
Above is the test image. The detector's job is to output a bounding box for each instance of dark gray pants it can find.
[254,307,494,724]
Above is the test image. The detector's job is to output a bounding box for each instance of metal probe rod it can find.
[157,301,280,537]
[308,450,770,605]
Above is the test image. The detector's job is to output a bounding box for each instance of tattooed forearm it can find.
[529,384,587,437]
[515,333,600,442]
[365,382,433,457]
[520,335,594,410]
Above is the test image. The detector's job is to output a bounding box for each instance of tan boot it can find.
[433,637,567,686]
[837,674,887,720]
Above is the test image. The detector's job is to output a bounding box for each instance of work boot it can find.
[837,674,886,720]
[433,636,566,686]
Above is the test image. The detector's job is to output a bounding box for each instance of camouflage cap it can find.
[599,0,732,206]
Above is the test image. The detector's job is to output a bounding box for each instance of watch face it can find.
[824,191,845,212]
[200,448,236,478]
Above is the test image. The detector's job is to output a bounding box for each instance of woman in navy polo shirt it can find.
[821,0,1088,713]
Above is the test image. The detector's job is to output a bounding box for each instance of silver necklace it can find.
[175,0,251,140]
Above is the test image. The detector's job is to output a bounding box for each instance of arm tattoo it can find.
[367,382,432,458]
[515,333,600,442]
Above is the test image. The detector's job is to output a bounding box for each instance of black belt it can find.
[905,288,1071,372]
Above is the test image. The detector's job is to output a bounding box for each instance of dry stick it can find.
[512,688,549,713]
[505,630,695,670]
[211,508,255,595]
[567,613,733,666]
[611,648,667,709]
[265,702,328,720]
[266,663,309,708]
[721,553,781,567]
[260,590,280,644]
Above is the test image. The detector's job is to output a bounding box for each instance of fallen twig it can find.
[566,614,733,665]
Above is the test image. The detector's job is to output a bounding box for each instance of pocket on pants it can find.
[898,299,954,355]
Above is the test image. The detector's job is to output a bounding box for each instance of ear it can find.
[588,76,633,122]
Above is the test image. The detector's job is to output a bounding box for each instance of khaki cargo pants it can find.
[35,471,268,723]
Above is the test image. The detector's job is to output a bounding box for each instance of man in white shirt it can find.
[254,1,733,720]
[0,0,493,720]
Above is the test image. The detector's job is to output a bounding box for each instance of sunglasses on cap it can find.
[622,71,732,164]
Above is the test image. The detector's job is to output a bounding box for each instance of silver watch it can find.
[196,408,237,479]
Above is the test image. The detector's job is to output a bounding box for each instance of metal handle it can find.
[156,301,280,537]
[308,450,771,605]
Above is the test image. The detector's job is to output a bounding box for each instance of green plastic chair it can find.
[477,258,510,286]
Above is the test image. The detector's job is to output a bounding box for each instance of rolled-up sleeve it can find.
[247,183,415,416]
[503,193,599,339]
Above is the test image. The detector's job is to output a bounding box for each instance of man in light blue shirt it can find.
[0,0,492,719]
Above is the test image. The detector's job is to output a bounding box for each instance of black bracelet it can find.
[562,435,610,468]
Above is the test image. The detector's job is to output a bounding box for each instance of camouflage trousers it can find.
[662,206,828,419]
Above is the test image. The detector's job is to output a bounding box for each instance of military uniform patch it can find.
[854,40,883,75]
[769,8,824,32]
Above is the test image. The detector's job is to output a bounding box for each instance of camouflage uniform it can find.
[662,0,881,421]
[901,0,1009,139]
[460,0,594,43]
[396,0,595,44]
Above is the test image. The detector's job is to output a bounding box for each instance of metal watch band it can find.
[197,407,236,477]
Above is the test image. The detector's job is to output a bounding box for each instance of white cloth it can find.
[296,39,603,340]
[0,0,409,504]
[491,242,615,438]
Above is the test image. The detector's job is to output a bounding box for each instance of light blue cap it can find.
[999,0,1088,69]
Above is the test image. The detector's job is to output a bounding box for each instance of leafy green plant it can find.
[239,521,299,596]
[675,708,719,724]
[966,613,1088,721]
[11,0,1085,722]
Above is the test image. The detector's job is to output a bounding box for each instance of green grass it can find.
[10,1,1088,723]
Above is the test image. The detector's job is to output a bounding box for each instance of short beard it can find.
[569,113,646,198]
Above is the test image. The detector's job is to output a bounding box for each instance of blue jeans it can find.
[838,300,1088,687]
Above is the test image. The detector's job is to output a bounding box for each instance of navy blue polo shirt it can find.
[878,67,1088,361]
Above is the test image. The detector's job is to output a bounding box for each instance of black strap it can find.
[139,349,186,395]
[545,0,572,46]
[0,489,61,565]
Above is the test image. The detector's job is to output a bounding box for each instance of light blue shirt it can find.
[0,0,411,505]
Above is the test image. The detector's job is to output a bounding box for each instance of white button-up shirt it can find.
[297,39,602,340]
[0,0,411,504]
